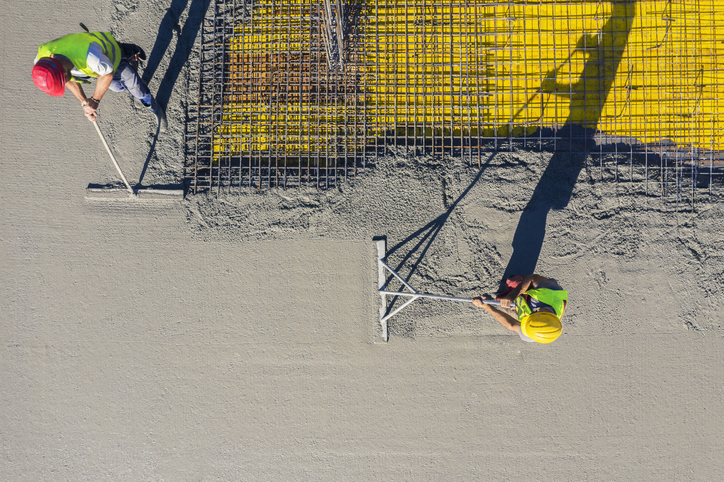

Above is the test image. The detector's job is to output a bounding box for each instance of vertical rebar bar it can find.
[508,3,514,153]
[375,0,380,161]
[422,0,427,157]
[473,0,482,166]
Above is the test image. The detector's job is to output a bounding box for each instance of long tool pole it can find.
[376,238,517,342]
[93,121,134,194]
[379,290,506,306]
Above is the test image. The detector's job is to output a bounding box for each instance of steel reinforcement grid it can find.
[186,0,724,203]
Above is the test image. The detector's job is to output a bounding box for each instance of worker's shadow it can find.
[142,0,211,108]
[502,0,636,284]
[136,0,212,187]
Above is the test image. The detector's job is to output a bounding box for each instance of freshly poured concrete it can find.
[2,1,723,480]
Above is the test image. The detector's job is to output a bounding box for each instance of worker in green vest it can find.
[472,274,566,344]
[32,31,167,132]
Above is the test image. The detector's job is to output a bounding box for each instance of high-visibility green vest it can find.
[37,32,121,78]
[515,288,568,321]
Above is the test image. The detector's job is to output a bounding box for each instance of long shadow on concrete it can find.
[502,0,637,283]
[135,0,211,187]
[142,0,212,110]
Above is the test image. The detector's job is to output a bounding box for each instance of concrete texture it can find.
[2,1,723,480]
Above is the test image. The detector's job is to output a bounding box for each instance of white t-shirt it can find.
[35,43,114,78]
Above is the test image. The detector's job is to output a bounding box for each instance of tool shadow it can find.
[135,123,160,189]
[134,0,211,188]
[385,152,495,305]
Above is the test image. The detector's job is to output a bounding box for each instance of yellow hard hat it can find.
[520,311,562,344]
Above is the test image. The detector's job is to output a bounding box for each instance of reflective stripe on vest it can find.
[37,32,121,78]
[515,288,568,322]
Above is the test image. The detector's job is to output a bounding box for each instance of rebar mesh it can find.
[186,0,724,201]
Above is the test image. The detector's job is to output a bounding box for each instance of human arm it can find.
[65,79,88,104]
[54,62,113,121]
[90,72,113,102]
[62,77,96,122]
[472,295,520,333]
[79,44,115,120]
[79,73,112,121]
[499,274,549,308]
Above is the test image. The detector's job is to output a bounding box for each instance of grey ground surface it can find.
[2,1,723,480]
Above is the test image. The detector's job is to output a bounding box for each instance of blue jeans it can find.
[109,61,152,107]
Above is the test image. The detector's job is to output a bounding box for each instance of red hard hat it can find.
[32,57,66,97]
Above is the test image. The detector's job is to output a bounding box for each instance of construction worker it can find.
[472,274,566,344]
[32,31,167,131]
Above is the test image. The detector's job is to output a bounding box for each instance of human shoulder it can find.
[521,274,563,291]
[86,42,114,76]
[532,276,563,291]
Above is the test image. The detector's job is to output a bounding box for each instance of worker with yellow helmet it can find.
[472,274,566,344]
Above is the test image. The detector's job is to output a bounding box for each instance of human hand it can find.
[82,99,98,122]
[472,294,494,309]
[500,297,513,309]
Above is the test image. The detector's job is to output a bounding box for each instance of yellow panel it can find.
[213,0,724,160]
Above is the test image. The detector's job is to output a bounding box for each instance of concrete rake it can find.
[376,238,510,342]
[84,120,183,202]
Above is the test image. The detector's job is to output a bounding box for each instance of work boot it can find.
[149,97,168,133]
